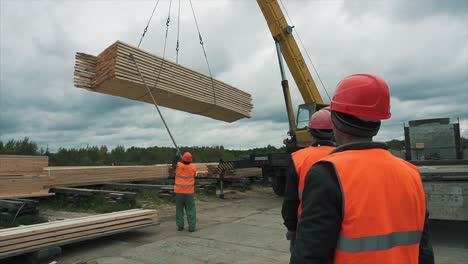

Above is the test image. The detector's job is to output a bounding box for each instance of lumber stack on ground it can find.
[44,165,170,188]
[74,41,252,122]
[0,209,158,259]
[0,155,48,176]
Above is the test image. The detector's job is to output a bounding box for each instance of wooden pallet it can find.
[74,41,252,122]
[0,209,158,259]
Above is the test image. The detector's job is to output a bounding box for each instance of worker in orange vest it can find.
[293,74,434,264]
[282,108,335,258]
[173,151,197,232]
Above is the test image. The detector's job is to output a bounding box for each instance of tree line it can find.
[0,138,285,166]
[1,137,466,166]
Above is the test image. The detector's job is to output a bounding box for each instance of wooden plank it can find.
[44,165,170,188]
[0,209,156,239]
[0,155,48,176]
[0,223,155,260]
[0,214,155,247]
[0,219,154,253]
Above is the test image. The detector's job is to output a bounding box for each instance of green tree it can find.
[386,139,405,150]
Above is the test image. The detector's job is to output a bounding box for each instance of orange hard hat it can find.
[182,152,192,163]
[308,108,333,130]
[330,74,391,120]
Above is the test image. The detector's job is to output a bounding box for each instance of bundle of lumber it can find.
[0,209,158,259]
[0,155,51,199]
[44,165,170,188]
[0,155,48,176]
[0,175,52,199]
[74,41,252,122]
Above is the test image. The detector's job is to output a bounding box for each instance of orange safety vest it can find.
[292,145,335,216]
[320,148,426,264]
[174,162,197,194]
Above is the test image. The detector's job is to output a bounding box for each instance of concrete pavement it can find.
[58,188,290,264]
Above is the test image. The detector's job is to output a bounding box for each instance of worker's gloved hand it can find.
[172,150,181,170]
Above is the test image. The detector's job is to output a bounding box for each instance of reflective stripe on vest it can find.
[176,175,195,179]
[320,148,426,263]
[291,145,334,216]
[337,231,422,253]
[175,183,195,188]
[174,162,196,194]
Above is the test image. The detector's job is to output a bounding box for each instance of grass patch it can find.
[0,214,47,229]
[136,190,166,209]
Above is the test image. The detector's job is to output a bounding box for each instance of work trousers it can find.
[175,193,196,230]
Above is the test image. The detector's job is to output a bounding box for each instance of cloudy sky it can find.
[1,0,467,151]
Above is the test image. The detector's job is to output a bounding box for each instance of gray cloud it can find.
[1,0,467,152]
[342,0,468,21]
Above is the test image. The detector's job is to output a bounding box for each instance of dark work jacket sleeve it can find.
[292,162,342,264]
[419,210,435,263]
[282,161,299,232]
[171,152,182,170]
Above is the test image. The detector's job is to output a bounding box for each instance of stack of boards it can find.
[0,209,158,259]
[0,155,262,198]
[74,41,252,122]
[45,165,171,188]
[0,156,52,199]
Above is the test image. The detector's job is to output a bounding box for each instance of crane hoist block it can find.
[74,41,252,122]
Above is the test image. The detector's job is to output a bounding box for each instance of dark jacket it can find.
[292,142,434,264]
[281,140,335,232]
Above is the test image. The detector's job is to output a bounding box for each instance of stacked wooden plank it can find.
[0,155,52,199]
[0,209,158,259]
[0,175,52,199]
[44,165,170,188]
[0,155,48,176]
[74,41,253,122]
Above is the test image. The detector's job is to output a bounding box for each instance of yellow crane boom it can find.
[257,0,326,149]
[257,0,323,104]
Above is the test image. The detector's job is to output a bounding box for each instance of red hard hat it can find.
[182,152,192,163]
[330,74,391,120]
[308,108,333,130]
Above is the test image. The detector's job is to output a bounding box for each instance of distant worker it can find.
[293,74,434,263]
[173,151,197,232]
[282,108,335,259]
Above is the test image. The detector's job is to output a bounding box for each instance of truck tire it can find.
[272,175,286,196]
